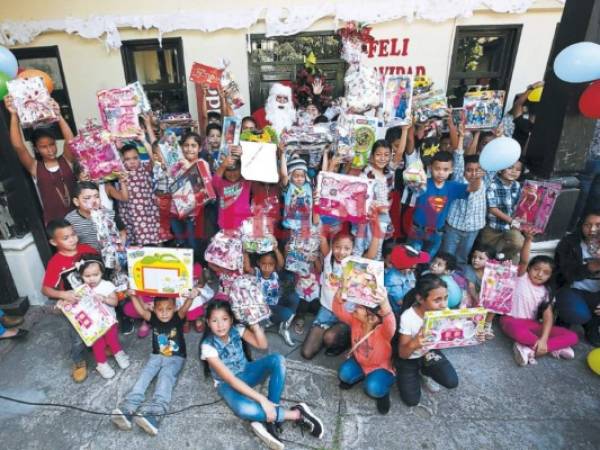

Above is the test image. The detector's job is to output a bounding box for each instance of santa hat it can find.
[269,82,293,99]
[287,156,308,176]
[390,245,430,270]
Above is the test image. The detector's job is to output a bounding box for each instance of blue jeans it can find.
[313,306,339,329]
[338,357,395,398]
[120,354,185,420]
[441,225,480,266]
[556,287,600,326]
[270,292,301,324]
[64,316,86,363]
[170,217,196,249]
[0,310,5,335]
[218,353,286,423]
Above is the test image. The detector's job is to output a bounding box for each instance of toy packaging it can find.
[58,285,118,346]
[240,216,275,254]
[479,260,518,314]
[204,230,244,272]
[295,272,320,302]
[189,62,223,88]
[127,247,193,297]
[97,86,142,138]
[422,307,487,350]
[68,123,125,181]
[7,76,59,128]
[514,180,561,234]
[285,225,321,275]
[381,75,413,126]
[463,90,505,130]
[240,141,279,183]
[341,257,386,308]
[315,171,375,223]
[412,89,449,122]
[158,130,186,179]
[90,208,125,270]
[159,113,198,138]
[229,275,271,325]
[280,124,333,169]
[220,59,245,109]
[349,115,378,170]
[218,116,242,165]
[332,114,355,163]
[128,81,151,113]
[169,160,216,219]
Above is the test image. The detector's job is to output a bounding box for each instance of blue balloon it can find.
[554,41,600,83]
[0,46,17,79]
[441,275,462,309]
[479,136,521,172]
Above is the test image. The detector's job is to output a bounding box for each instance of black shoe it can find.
[119,317,134,335]
[324,346,345,357]
[585,324,600,347]
[376,394,391,415]
[291,403,324,439]
[338,380,356,390]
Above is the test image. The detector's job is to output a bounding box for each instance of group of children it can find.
[28,101,584,450]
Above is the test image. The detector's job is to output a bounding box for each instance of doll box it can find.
[315,171,375,223]
[69,125,125,181]
[514,180,561,234]
[479,260,518,315]
[7,76,59,128]
[127,247,194,297]
[422,307,487,350]
[158,130,185,179]
[58,285,117,347]
[412,89,449,122]
[229,275,271,325]
[240,141,279,184]
[382,74,413,126]
[463,90,505,130]
[169,160,216,219]
[341,256,386,308]
[97,86,142,138]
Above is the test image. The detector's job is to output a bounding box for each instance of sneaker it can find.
[584,323,600,347]
[278,322,295,347]
[420,373,440,393]
[111,408,132,430]
[250,421,284,450]
[484,322,495,340]
[293,317,305,335]
[376,394,391,414]
[134,414,159,436]
[119,317,135,335]
[96,362,115,379]
[114,351,130,369]
[513,343,532,367]
[291,403,324,439]
[137,321,151,338]
[551,347,575,360]
[71,360,88,383]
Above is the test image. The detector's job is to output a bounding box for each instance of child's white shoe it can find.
[420,373,440,393]
[97,362,115,379]
[513,343,533,366]
[551,347,575,360]
[114,351,130,369]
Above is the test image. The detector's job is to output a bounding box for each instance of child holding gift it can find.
[111,293,193,436]
[463,244,496,337]
[280,154,313,234]
[500,233,579,366]
[332,287,396,415]
[396,274,459,407]
[200,299,324,450]
[385,243,430,314]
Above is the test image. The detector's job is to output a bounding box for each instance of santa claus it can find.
[252,82,296,136]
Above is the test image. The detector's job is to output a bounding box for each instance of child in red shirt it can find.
[41,219,98,383]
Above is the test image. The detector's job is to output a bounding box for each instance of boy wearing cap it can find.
[280,153,313,232]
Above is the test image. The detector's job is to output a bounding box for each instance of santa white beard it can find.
[265,96,296,135]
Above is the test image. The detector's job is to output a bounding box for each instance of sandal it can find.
[194,319,205,333]
[0,328,28,340]
[293,317,305,335]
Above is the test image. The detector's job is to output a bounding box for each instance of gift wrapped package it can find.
[189,62,223,88]
[205,230,244,272]
[422,307,487,350]
[229,275,271,325]
[169,160,216,219]
[58,285,117,346]
[479,260,518,314]
[344,64,381,113]
[97,86,142,138]
[381,75,413,126]
[514,180,561,234]
[295,272,320,302]
[285,225,321,275]
[158,130,185,179]
[69,124,125,181]
[341,256,386,308]
[240,216,275,254]
[7,76,58,128]
[463,90,505,130]
[315,171,375,223]
[127,247,193,297]
[280,124,333,168]
[240,141,279,183]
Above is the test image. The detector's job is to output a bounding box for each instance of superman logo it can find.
[428,195,447,212]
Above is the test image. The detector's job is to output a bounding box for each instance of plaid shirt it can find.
[486,174,521,231]
[446,150,487,232]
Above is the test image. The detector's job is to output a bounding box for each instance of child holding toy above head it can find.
[385,243,430,314]
[500,232,579,366]
[280,154,313,234]
[332,287,396,415]
[395,274,459,407]
[200,299,324,450]
[111,293,193,436]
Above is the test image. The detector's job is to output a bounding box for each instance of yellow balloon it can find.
[527,86,543,103]
[587,348,600,375]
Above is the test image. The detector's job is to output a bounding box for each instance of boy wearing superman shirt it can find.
[408,151,479,257]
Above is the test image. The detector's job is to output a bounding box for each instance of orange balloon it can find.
[17,69,54,93]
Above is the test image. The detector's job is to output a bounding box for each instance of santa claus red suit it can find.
[252,82,296,136]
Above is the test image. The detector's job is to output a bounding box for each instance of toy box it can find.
[350,115,378,170]
[479,260,518,314]
[7,76,58,128]
[422,307,487,350]
[69,123,125,181]
[514,180,561,234]
[341,256,386,308]
[463,90,505,130]
[315,171,375,223]
[97,86,142,138]
[204,230,244,272]
[127,247,193,297]
[229,275,271,325]
[158,130,186,179]
[381,75,413,126]
[280,124,333,168]
[412,89,448,122]
[189,62,223,88]
[218,116,242,165]
[169,160,216,219]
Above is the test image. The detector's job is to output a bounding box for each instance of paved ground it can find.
[0,306,599,450]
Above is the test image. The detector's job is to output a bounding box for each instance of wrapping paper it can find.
[295,272,320,302]
[240,216,275,254]
[341,256,386,308]
[315,171,375,223]
[97,85,142,138]
[90,208,125,270]
[128,81,151,113]
[169,160,216,219]
[69,123,125,181]
[403,159,427,194]
[189,62,223,87]
[127,247,193,297]
[344,64,381,113]
[514,180,561,234]
[280,124,333,168]
[412,89,448,122]
[422,307,487,350]
[229,275,271,325]
[285,225,320,275]
[240,141,279,183]
[463,90,505,130]
[479,260,518,314]
[158,130,186,179]
[7,76,58,128]
[381,75,413,126]
[58,285,117,347]
[205,230,244,272]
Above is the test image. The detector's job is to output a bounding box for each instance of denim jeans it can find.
[313,306,339,329]
[338,357,395,398]
[441,225,480,266]
[65,317,86,363]
[556,287,600,326]
[170,217,196,249]
[407,225,443,258]
[217,353,286,423]
[270,292,301,324]
[120,354,185,420]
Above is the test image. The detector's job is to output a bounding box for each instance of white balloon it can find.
[553,41,600,83]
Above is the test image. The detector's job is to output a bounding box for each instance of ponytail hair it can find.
[399,273,447,315]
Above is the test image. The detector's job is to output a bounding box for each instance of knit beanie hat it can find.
[287,156,308,177]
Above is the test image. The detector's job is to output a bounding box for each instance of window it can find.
[120,38,188,114]
[447,25,522,107]
[11,46,76,140]
[248,32,346,111]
